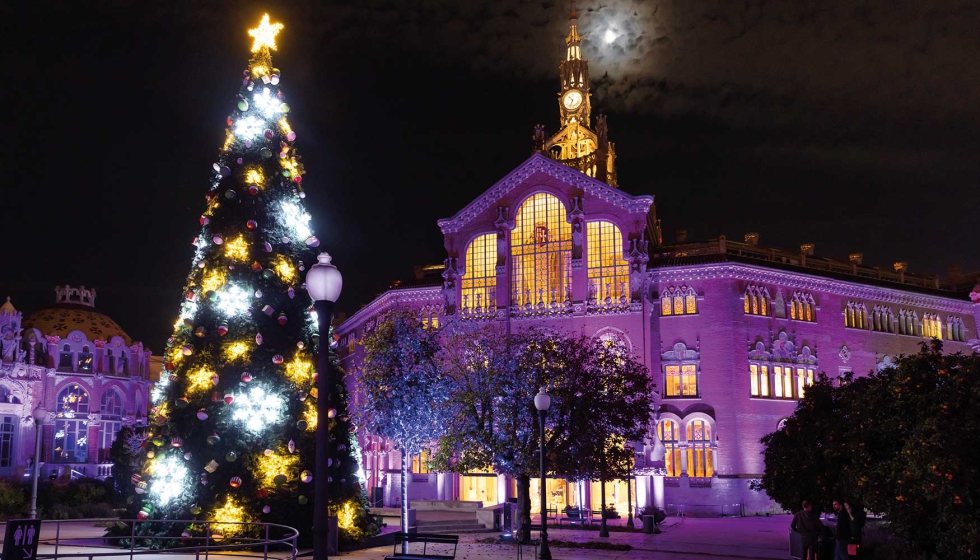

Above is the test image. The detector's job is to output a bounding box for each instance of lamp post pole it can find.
[534,388,552,560]
[626,445,634,530]
[307,253,343,560]
[29,407,45,519]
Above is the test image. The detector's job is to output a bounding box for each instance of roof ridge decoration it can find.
[55,284,97,308]
[437,153,653,234]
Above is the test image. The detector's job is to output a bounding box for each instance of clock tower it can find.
[538,1,618,187]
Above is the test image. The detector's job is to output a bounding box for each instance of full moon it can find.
[603,29,618,44]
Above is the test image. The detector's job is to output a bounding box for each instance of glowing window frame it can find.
[461,233,497,312]
[586,220,629,302]
[661,286,698,316]
[510,193,572,308]
[685,419,714,478]
[657,419,683,477]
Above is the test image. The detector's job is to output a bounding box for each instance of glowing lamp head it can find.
[305,253,342,303]
[533,387,551,412]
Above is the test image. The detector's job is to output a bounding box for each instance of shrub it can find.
[0,480,27,519]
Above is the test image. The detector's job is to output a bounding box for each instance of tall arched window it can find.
[686,420,713,477]
[461,233,497,313]
[586,221,629,302]
[99,388,124,462]
[791,292,816,322]
[744,286,770,316]
[54,384,90,463]
[657,420,682,477]
[661,286,697,316]
[511,194,572,308]
[923,314,943,339]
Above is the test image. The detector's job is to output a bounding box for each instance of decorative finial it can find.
[249,14,284,53]
[570,0,578,20]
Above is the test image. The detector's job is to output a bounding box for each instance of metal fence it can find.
[5,518,298,560]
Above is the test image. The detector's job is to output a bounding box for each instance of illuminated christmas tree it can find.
[122,14,377,545]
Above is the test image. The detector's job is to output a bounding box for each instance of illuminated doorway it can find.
[460,472,498,506]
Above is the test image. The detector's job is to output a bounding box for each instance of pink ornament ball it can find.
[263,505,271,514]
[264,129,274,139]
[286,131,297,142]
[272,354,284,365]
[229,476,242,488]
[247,219,258,230]
[241,371,252,383]
[224,394,234,405]
[213,234,224,245]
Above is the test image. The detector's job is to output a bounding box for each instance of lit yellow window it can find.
[686,420,713,477]
[681,364,698,396]
[760,365,770,397]
[760,297,768,316]
[796,367,814,398]
[773,366,784,398]
[750,364,760,396]
[512,194,572,307]
[673,295,684,315]
[661,296,672,316]
[586,220,629,302]
[657,420,682,477]
[783,367,793,398]
[412,450,431,474]
[685,294,697,314]
[665,365,681,397]
[461,233,497,312]
[744,297,750,314]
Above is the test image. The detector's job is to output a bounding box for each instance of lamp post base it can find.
[626,513,635,530]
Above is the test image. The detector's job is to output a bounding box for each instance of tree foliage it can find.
[430,324,653,539]
[759,342,980,559]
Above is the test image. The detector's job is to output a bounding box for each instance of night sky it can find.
[3,1,979,350]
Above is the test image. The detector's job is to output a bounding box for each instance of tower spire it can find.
[537,1,619,187]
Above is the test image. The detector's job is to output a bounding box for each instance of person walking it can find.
[791,499,823,560]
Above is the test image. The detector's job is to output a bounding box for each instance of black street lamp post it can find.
[534,387,552,560]
[306,253,343,560]
[29,407,45,519]
[626,444,634,530]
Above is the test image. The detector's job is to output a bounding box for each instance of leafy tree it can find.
[356,311,452,549]
[558,336,655,531]
[760,342,980,559]
[432,325,653,541]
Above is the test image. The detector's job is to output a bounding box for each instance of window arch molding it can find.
[510,192,574,309]
[655,414,684,477]
[593,327,633,354]
[100,385,126,419]
[510,188,575,224]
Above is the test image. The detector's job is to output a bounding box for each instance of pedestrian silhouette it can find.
[26,525,36,545]
[13,526,23,546]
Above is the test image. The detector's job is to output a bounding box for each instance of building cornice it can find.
[651,263,972,314]
[437,153,653,234]
[336,286,442,335]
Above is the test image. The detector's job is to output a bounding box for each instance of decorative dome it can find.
[22,285,133,345]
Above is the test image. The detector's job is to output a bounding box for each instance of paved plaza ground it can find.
[2,514,792,560]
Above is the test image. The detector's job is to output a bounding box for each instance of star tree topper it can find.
[249,14,284,52]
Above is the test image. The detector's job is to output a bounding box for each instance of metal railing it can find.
[8,518,298,560]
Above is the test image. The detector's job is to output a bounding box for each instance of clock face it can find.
[563,90,583,111]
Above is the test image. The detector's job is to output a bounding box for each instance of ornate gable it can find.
[436,153,653,234]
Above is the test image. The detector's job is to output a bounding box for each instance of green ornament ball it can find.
[273,474,287,486]
[296,420,308,431]
[298,495,308,505]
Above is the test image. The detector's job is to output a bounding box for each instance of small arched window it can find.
[661,286,697,316]
[791,292,816,322]
[657,420,682,477]
[101,388,124,419]
[56,384,90,418]
[744,286,770,316]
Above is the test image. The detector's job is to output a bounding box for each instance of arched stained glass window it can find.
[686,420,713,477]
[657,420,682,477]
[461,233,497,313]
[586,221,629,302]
[54,384,90,463]
[511,194,572,308]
